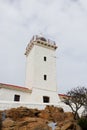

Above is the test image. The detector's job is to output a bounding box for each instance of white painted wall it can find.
[25,46,35,89]
[33,44,57,91]
[0,87,60,104]
[28,88,60,104]
[25,43,57,91]
[0,101,72,112]
[0,88,31,102]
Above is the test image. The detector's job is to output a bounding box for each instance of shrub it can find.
[78,118,87,130]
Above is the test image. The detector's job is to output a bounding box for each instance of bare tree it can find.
[62,87,87,120]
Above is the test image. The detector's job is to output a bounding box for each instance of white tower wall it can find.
[33,44,57,91]
[25,46,35,89]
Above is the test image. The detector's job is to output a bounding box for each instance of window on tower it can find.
[43,96,50,103]
[44,56,47,61]
[44,74,47,80]
[14,94,20,102]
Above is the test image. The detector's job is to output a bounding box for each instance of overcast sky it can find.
[0,0,87,93]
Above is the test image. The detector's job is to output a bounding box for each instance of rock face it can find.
[55,120,82,130]
[38,105,65,122]
[2,117,51,130]
[0,106,82,130]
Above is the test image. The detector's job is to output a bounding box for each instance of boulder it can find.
[38,110,51,120]
[2,117,51,130]
[64,112,74,120]
[2,118,15,128]
[61,121,74,130]
[45,105,64,113]
[6,106,40,120]
[56,120,82,130]
[39,105,65,122]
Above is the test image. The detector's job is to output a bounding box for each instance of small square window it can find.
[14,95,20,102]
[43,96,50,103]
[44,56,47,61]
[44,75,47,80]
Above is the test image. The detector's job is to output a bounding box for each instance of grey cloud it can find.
[0,0,87,93]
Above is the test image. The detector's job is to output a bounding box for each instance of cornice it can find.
[25,35,58,56]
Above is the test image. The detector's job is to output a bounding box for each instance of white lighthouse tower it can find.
[25,35,59,104]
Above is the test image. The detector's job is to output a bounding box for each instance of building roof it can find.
[0,83,32,93]
[58,94,67,97]
[25,35,58,56]
[58,94,70,101]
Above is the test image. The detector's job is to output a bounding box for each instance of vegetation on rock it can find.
[78,117,87,130]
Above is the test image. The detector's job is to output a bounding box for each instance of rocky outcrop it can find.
[0,106,82,130]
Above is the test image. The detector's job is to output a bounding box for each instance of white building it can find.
[0,35,84,114]
[0,35,61,109]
